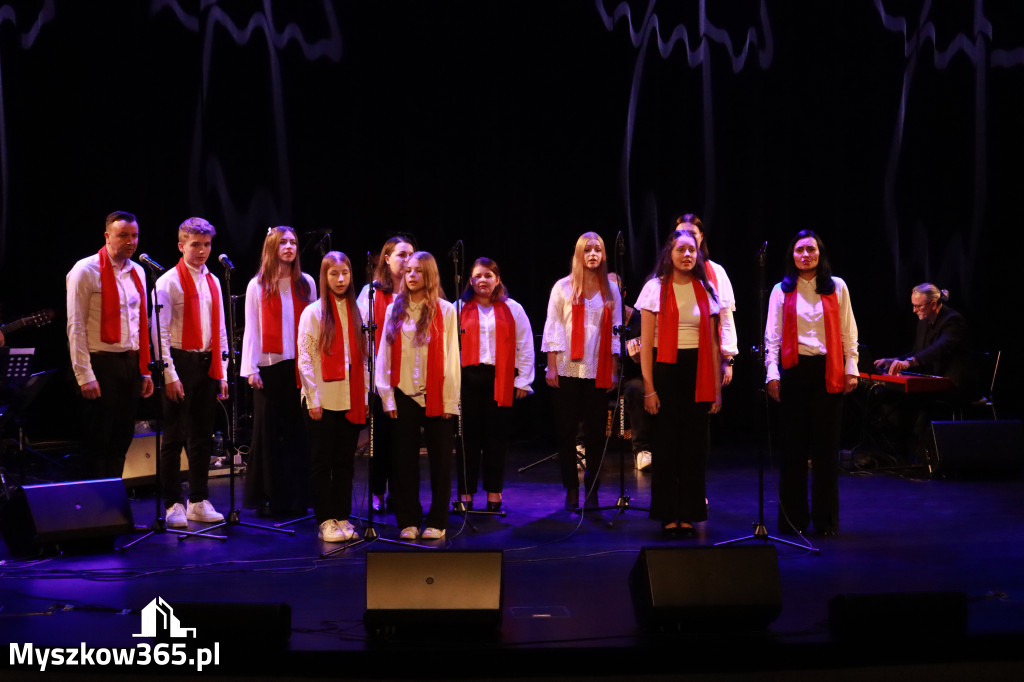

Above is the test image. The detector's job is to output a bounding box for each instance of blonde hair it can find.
[177,216,216,243]
[569,232,612,304]
[257,226,310,299]
[385,251,446,346]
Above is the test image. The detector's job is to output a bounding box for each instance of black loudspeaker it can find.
[930,420,1023,475]
[630,545,782,631]
[829,591,968,640]
[364,551,503,633]
[0,478,133,556]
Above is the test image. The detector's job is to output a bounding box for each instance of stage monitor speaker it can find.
[122,432,189,488]
[829,591,968,640]
[630,545,782,631]
[364,550,503,633]
[930,420,1023,475]
[0,478,132,556]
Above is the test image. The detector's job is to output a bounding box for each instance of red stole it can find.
[781,287,844,393]
[176,259,223,380]
[97,247,151,376]
[390,302,446,417]
[655,279,717,402]
[260,280,308,354]
[461,300,516,407]
[321,296,366,424]
[570,292,614,389]
[372,290,393,350]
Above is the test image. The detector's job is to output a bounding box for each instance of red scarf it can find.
[781,287,844,393]
[176,259,223,380]
[570,291,614,389]
[321,296,366,424]
[372,290,393,351]
[461,300,516,407]
[97,247,151,376]
[261,279,308,355]
[390,301,446,417]
[655,279,718,402]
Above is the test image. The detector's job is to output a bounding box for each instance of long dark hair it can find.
[781,229,835,295]
[651,230,718,303]
[460,257,510,303]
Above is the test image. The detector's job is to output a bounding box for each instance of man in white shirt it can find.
[65,211,154,479]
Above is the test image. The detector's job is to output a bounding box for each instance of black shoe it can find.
[817,527,838,537]
[486,501,502,513]
[662,523,681,536]
[676,524,697,539]
[565,488,579,511]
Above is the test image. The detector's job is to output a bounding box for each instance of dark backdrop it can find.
[1,0,1021,441]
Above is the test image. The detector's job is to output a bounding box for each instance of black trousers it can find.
[552,376,607,494]
[81,351,142,479]
[244,359,310,514]
[623,376,653,455]
[650,349,710,523]
[305,408,360,523]
[160,349,218,506]
[778,355,844,532]
[456,364,513,496]
[391,389,454,530]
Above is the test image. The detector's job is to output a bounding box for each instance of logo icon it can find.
[133,598,196,639]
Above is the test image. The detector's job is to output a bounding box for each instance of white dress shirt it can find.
[240,273,317,377]
[66,253,149,386]
[764,275,859,383]
[374,298,461,415]
[541,276,622,379]
[634,278,723,350]
[153,261,229,384]
[461,298,536,393]
[708,260,738,357]
[297,297,369,412]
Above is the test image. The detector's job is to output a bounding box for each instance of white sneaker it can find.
[399,526,420,539]
[336,519,356,541]
[186,499,225,523]
[166,503,188,528]
[421,527,445,540]
[318,519,353,543]
[636,450,652,471]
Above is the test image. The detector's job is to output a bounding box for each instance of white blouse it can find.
[374,299,461,415]
[764,275,859,383]
[634,278,722,350]
[541,276,622,379]
[462,298,536,393]
[297,297,368,412]
[240,273,317,377]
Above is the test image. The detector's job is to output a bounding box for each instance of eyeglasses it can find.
[911,303,932,311]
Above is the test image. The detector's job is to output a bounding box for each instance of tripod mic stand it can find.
[588,231,648,524]
[715,241,818,553]
[122,261,225,549]
[193,256,295,538]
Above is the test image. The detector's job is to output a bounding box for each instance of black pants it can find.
[391,389,454,530]
[650,350,710,523]
[244,360,310,514]
[305,408,360,523]
[456,364,513,496]
[160,349,218,506]
[623,376,652,455]
[553,376,607,495]
[778,355,844,532]
[81,351,142,479]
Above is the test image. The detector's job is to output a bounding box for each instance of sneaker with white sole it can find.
[399,526,420,539]
[636,450,652,471]
[319,519,352,543]
[186,499,224,523]
[166,503,188,528]
[421,527,445,540]
[336,519,356,541]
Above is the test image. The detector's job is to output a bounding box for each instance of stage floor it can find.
[2,438,1024,679]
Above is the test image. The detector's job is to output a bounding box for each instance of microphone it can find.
[139,253,165,273]
[757,240,767,265]
[448,239,463,259]
[218,254,235,270]
[616,231,625,257]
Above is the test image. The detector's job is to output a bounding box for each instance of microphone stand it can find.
[326,257,428,555]
[716,242,818,552]
[591,231,647,524]
[193,257,295,538]
[121,261,226,549]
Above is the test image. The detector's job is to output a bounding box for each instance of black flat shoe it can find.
[817,527,838,537]
[676,524,697,538]
[486,501,502,512]
[565,488,579,511]
[662,523,680,536]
